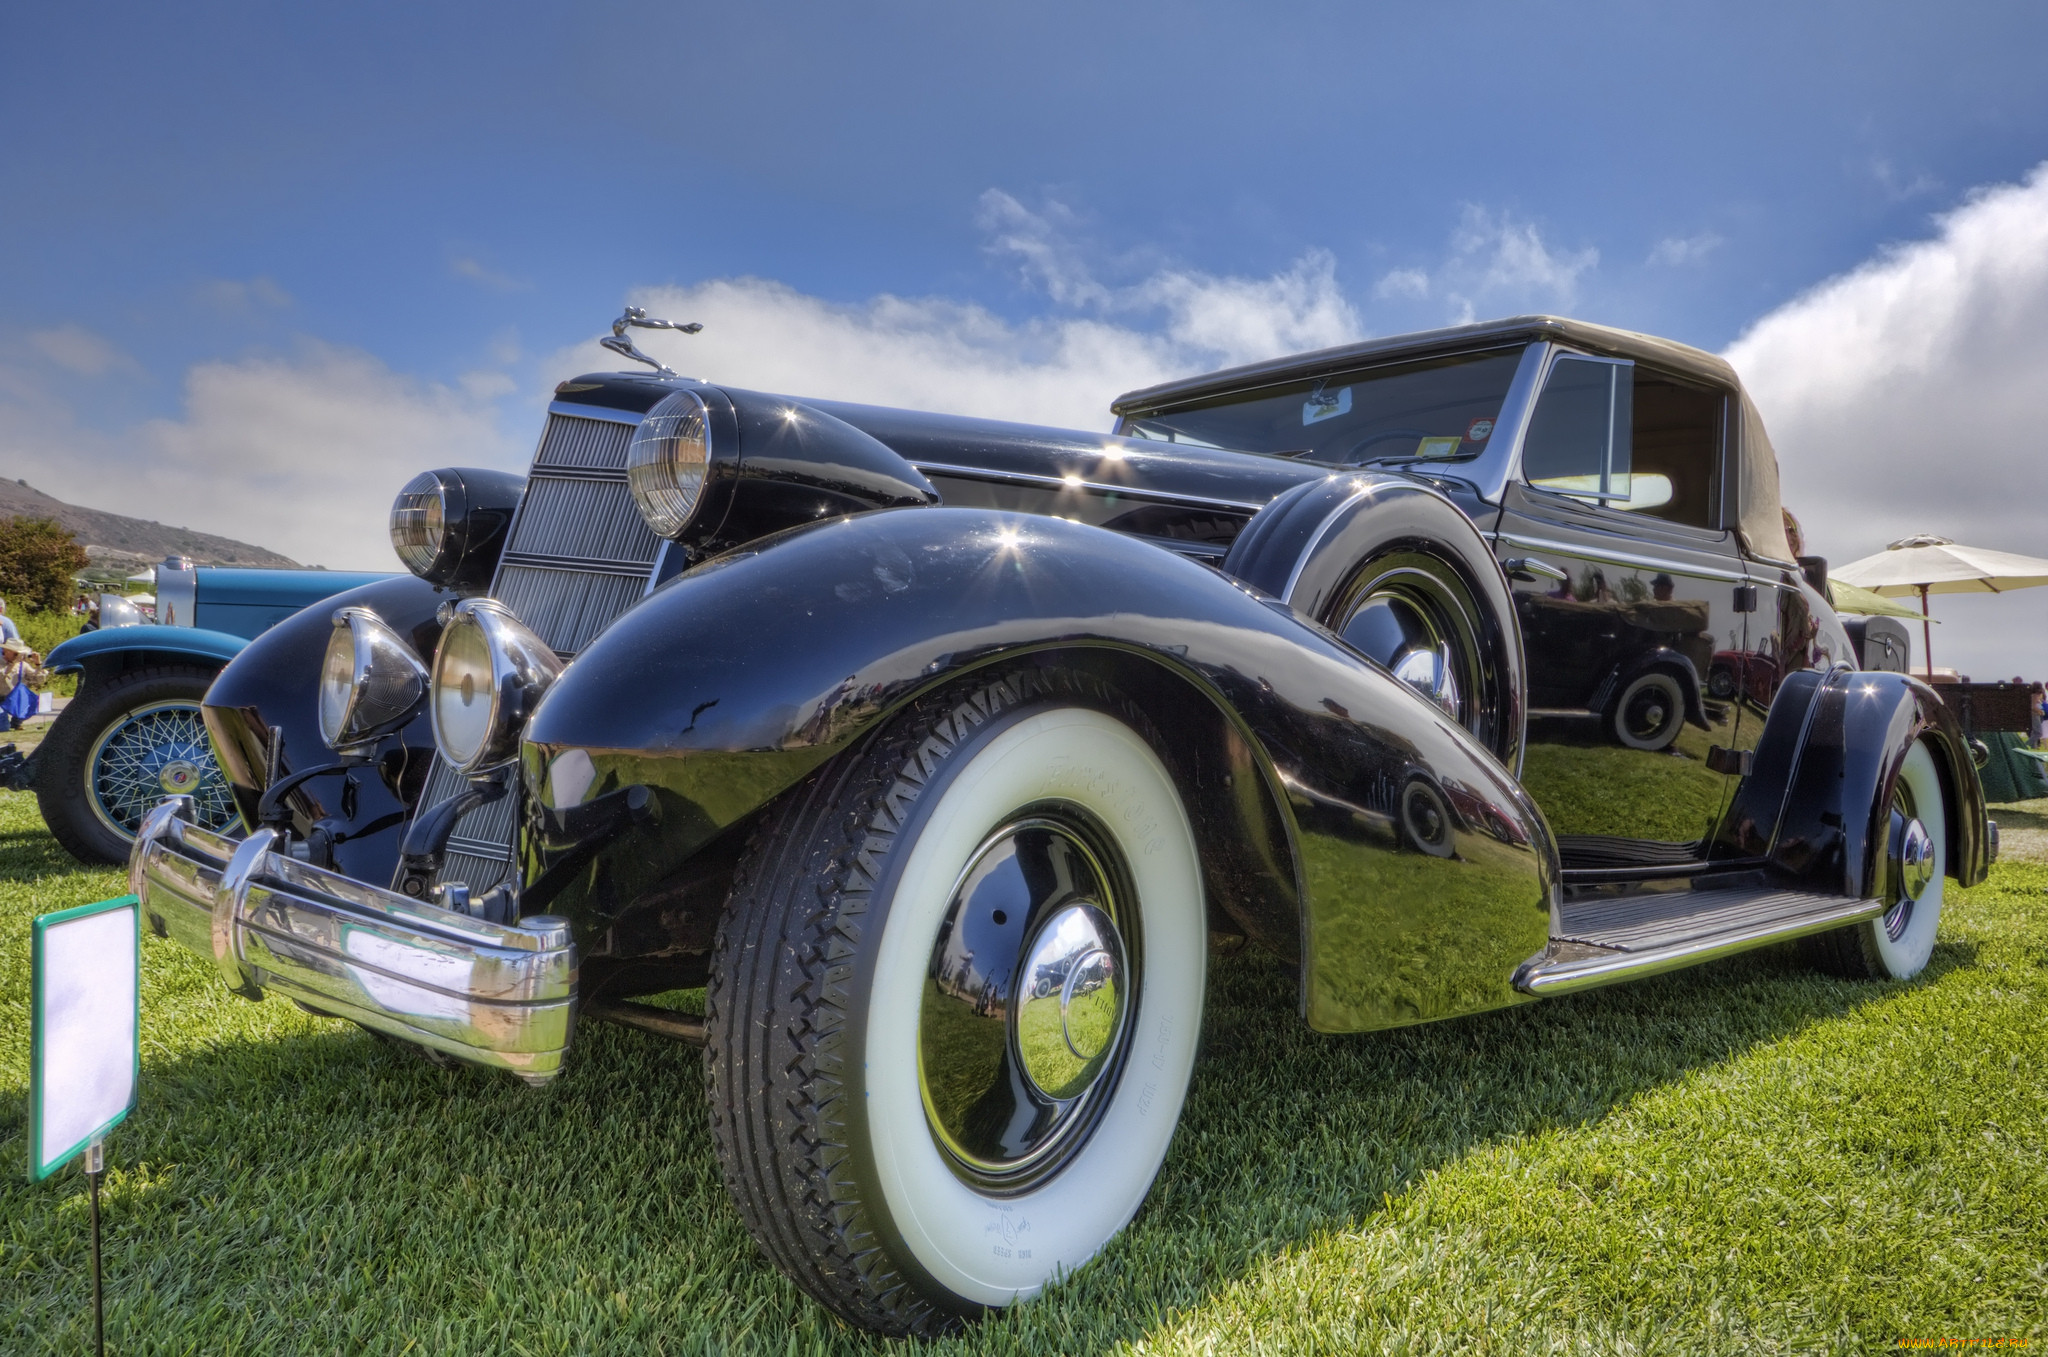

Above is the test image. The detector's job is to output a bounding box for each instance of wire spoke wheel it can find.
[85,700,235,839]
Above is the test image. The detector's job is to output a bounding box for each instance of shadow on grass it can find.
[2,917,1947,1355]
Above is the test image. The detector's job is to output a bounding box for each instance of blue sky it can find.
[5,1,2048,673]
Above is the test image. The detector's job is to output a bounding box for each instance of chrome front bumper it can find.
[130,798,576,1084]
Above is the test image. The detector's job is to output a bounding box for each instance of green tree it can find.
[0,516,91,613]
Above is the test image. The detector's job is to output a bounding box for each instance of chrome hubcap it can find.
[1015,903,1125,1101]
[159,759,203,795]
[1892,813,1935,906]
[1345,582,1463,719]
[919,817,1134,1186]
[1884,773,1934,941]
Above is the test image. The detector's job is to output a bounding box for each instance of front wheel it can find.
[34,664,238,864]
[706,666,1206,1336]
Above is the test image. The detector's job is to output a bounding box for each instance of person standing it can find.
[0,597,21,646]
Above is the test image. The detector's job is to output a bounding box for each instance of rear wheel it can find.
[1608,670,1687,751]
[1805,739,1947,980]
[705,665,1206,1336]
[35,665,237,864]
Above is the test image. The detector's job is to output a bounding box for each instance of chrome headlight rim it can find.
[318,607,429,755]
[430,599,564,775]
[626,388,714,539]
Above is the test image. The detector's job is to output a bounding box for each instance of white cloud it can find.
[1870,158,1940,204]
[1725,160,2048,680]
[1373,267,1431,301]
[452,256,528,292]
[976,190,1113,309]
[1442,207,1598,321]
[199,276,292,314]
[0,341,522,570]
[1647,231,1723,267]
[29,325,140,377]
[565,200,1362,429]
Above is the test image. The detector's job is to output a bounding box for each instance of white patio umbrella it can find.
[1832,534,2048,678]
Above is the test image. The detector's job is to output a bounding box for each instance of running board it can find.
[1515,886,1884,996]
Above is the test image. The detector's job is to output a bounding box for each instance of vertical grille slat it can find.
[493,564,654,655]
[403,407,666,895]
[503,477,660,566]
[533,414,635,469]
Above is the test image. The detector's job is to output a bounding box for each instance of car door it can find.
[1491,352,1752,855]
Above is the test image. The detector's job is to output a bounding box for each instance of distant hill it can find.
[0,477,300,570]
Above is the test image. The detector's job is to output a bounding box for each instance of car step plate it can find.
[1515,886,1884,995]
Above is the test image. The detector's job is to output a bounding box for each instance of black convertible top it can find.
[1108,314,1793,565]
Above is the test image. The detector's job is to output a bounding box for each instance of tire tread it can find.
[704,664,1158,1336]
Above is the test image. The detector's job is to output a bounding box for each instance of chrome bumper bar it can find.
[130,797,576,1084]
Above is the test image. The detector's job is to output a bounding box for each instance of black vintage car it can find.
[128,312,1991,1337]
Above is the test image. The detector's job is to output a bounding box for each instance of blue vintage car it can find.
[6,558,390,862]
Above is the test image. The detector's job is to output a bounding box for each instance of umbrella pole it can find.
[1919,583,1933,679]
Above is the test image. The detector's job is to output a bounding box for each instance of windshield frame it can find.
[1114,342,1551,506]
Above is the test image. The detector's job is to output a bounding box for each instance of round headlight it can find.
[626,390,712,537]
[430,599,564,773]
[388,467,526,589]
[318,607,429,754]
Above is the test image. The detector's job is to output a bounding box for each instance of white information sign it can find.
[30,895,140,1181]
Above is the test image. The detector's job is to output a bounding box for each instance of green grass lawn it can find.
[3,786,2044,1354]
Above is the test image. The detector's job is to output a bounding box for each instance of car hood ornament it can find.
[600,307,703,377]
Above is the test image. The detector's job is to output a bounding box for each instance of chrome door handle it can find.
[1502,557,1568,584]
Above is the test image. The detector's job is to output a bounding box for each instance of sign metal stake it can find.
[85,1139,105,1357]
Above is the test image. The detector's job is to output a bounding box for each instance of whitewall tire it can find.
[1807,738,1947,981]
[706,665,1205,1336]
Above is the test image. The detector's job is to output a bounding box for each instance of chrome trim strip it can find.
[527,465,631,485]
[1488,532,1749,583]
[546,400,647,426]
[1515,895,1882,996]
[497,551,657,579]
[1281,480,1384,605]
[914,461,1270,514]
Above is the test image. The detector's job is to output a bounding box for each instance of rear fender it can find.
[521,507,1558,1031]
[1714,667,1988,892]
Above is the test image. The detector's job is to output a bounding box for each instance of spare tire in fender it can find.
[1223,473,1525,773]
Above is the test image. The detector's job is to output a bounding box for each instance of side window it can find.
[1629,371,1724,529]
[1521,356,1634,504]
[1521,355,1726,530]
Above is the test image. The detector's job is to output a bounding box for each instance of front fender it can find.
[45,625,250,679]
[201,574,454,884]
[522,507,1558,1031]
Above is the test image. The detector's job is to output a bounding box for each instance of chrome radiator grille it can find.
[403,406,664,895]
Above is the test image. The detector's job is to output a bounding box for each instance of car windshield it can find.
[1119,347,1526,467]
